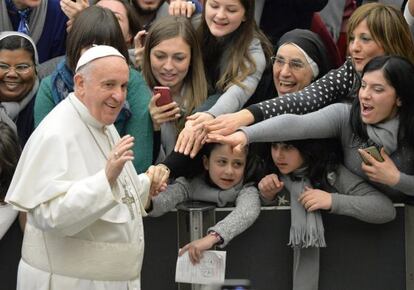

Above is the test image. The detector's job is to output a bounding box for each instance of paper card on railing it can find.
[175,250,226,285]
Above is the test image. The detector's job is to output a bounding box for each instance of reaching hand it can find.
[106,135,135,185]
[298,186,332,212]
[146,164,170,197]
[60,0,89,19]
[148,93,180,130]
[168,0,196,18]
[133,30,147,69]
[174,112,213,157]
[178,234,218,264]
[258,174,284,201]
[206,131,248,154]
[359,148,400,186]
[205,109,254,136]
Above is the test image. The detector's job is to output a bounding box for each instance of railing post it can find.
[177,201,216,290]
[405,204,414,290]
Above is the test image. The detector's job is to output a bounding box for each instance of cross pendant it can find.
[121,184,136,220]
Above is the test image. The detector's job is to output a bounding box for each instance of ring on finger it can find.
[114,151,119,159]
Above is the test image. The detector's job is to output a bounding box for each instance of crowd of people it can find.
[1,0,414,289]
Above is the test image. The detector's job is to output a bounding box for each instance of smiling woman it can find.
[0,31,38,147]
[205,2,414,137]
[141,15,207,162]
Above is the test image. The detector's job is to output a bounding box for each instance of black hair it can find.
[0,122,21,201]
[268,138,343,190]
[349,55,414,148]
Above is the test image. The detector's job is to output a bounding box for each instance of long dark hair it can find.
[0,122,21,201]
[268,138,343,190]
[198,0,272,94]
[349,55,414,148]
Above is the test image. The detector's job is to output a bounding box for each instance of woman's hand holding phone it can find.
[148,89,180,131]
[358,147,400,186]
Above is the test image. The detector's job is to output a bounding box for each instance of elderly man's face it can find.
[75,56,129,125]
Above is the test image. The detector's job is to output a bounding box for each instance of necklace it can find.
[69,96,140,220]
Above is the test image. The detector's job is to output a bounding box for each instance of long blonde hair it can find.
[347,3,414,64]
[142,16,208,116]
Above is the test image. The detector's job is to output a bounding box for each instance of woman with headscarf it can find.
[0,31,39,147]
[246,28,331,106]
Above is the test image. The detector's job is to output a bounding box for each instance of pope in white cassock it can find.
[5,45,162,290]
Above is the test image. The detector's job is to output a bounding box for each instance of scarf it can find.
[282,168,326,248]
[282,168,325,290]
[1,0,47,44]
[366,117,399,154]
[51,59,74,105]
[50,58,132,135]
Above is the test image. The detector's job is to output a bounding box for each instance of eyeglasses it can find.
[0,63,33,74]
[271,56,307,71]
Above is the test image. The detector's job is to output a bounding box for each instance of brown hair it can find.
[199,0,272,92]
[66,6,129,72]
[142,16,208,117]
[347,2,414,64]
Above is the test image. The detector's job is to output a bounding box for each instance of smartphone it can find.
[359,146,384,164]
[153,86,173,106]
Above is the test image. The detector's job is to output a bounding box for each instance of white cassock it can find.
[6,93,150,290]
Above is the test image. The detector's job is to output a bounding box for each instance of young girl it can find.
[259,138,395,290]
[148,142,261,264]
[174,0,273,154]
[209,55,414,204]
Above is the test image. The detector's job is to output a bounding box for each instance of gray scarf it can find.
[281,169,326,248]
[0,0,48,44]
[282,168,325,290]
[366,117,399,154]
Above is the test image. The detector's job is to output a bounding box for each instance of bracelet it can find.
[209,231,224,245]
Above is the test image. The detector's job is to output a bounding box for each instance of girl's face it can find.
[97,0,132,45]
[359,69,400,124]
[348,20,385,73]
[150,36,191,95]
[205,0,246,38]
[273,44,314,96]
[203,144,246,190]
[0,49,36,102]
[271,143,304,175]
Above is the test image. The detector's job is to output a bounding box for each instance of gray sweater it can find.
[207,38,267,117]
[262,165,395,224]
[243,103,414,202]
[148,176,261,247]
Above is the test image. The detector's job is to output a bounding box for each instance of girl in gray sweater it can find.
[148,142,262,264]
[259,138,395,290]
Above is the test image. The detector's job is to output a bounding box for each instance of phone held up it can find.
[359,145,384,165]
[153,86,173,106]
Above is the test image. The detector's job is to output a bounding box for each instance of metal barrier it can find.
[176,202,216,290]
[142,204,408,290]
